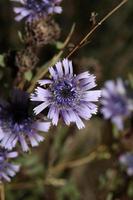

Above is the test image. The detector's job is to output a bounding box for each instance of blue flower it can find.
[0,148,20,182]
[11,0,63,21]
[31,59,101,129]
[0,89,51,152]
[119,152,133,176]
[100,79,133,130]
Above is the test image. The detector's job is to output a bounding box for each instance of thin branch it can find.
[48,145,108,175]
[10,178,66,190]
[67,0,128,58]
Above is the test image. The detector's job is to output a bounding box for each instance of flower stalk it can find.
[67,0,128,58]
[0,183,5,200]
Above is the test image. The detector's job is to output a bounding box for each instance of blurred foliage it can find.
[0,0,133,199]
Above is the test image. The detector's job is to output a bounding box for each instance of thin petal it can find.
[0,127,4,140]
[38,79,52,86]
[63,59,69,75]
[56,61,63,78]
[19,135,29,152]
[33,102,50,115]
[34,121,51,132]
[49,67,57,79]
[76,72,90,81]
[61,110,71,125]
[48,106,59,125]
[81,90,101,101]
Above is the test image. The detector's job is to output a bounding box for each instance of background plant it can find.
[0,0,133,200]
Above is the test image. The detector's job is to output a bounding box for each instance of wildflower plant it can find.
[0,0,132,200]
[31,59,101,129]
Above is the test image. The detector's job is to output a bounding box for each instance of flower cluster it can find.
[0,148,20,182]
[100,79,133,130]
[0,61,101,182]
[31,59,101,129]
[5,0,133,195]
[4,0,102,184]
[0,89,50,152]
[12,0,63,21]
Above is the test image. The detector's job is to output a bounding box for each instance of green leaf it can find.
[127,181,133,197]
[54,41,64,49]
[112,124,120,138]
[18,31,24,42]
[0,54,5,67]
[24,70,33,81]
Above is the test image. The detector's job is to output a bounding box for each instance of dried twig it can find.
[67,0,128,58]
[0,184,5,200]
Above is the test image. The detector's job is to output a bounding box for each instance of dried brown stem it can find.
[0,183,5,200]
[67,0,128,58]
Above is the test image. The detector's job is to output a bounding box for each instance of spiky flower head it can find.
[31,59,101,129]
[11,0,63,21]
[0,148,20,182]
[25,16,61,46]
[16,46,38,69]
[119,152,133,176]
[100,79,133,130]
[0,89,51,152]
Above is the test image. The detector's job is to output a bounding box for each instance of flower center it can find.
[111,95,128,115]
[52,80,78,107]
[0,104,33,135]
[26,0,46,12]
[12,108,28,123]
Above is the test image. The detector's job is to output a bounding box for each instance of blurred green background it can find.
[0,0,133,199]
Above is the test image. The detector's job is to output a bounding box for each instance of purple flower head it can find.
[31,59,101,129]
[0,148,20,182]
[11,0,63,21]
[100,79,133,130]
[0,89,51,152]
[119,152,133,176]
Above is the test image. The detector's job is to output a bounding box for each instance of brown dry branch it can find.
[0,183,5,200]
[10,177,67,190]
[67,0,128,58]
